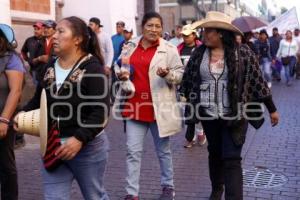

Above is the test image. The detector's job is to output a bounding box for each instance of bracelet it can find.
[0,117,10,124]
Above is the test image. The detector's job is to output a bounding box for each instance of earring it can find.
[220,35,223,38]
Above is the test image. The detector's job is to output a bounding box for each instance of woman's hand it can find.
[121,56,130,65]
[156,67,170,77]
[55,136,83,160]
[117,70,130,81]
[13,111,24,132]
[0,123,9,139]
[270,111,279,127]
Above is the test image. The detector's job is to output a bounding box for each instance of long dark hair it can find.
[216,28,238,112]
[63,16,104,65]
[0,30,14,56]
[216,28,236,69]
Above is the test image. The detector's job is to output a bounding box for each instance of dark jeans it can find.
[201,119,246,200]
[0,127,18,200]
[296,63,300,79]
[185,123,195,142]
[110,66,119,104]
[283,56,297,83]
[201,119,244,159]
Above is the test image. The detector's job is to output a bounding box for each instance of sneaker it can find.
[124,195,139,200]
[184,141,195,148]
[197,133,207,146]
[287,81,292,86]
[158,187,175,200]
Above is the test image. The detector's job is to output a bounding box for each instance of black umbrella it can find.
[232,16,267,33]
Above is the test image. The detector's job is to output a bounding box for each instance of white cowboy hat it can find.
[181,24,197,36]
[16,89,48,156]
[191,11,243,35]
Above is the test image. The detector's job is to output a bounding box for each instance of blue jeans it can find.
[125,120,174,196]
[41,133,109,200]
[260,57,272,83]
[282,56,297,83]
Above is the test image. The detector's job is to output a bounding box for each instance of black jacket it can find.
[21,36,45,70]
[179,44,276,123]
[23,55,110,145]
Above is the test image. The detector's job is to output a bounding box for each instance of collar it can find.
[138,37,160,49]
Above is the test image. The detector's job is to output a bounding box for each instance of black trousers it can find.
[185,123,195,142]
[110,66,119,104]
[0,127,18,200]
[201,119,247,200]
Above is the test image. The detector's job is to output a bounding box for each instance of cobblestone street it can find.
[15,78,300,200]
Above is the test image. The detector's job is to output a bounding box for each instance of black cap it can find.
[259,29,268,37]
[42,20,57,28]
[116,21,125,27]
[89,17,103,27]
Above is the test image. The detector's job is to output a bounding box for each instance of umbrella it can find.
[232,16,267,33]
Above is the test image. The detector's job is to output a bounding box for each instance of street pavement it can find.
[14,77,300,200]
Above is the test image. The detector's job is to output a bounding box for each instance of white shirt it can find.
[169,37,183,47]
[294,35,300,53]
[98,31,114,67]
[276,39,299,58]
[54,60,72,90]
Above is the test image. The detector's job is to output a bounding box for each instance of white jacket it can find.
[276,39,298,58]
[113,37,184,137]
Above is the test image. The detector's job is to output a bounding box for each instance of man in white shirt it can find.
[89,17,113,75]
[169,25,183,47]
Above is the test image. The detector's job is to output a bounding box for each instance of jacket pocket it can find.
[222,83,230,108]
[199,83,210,108]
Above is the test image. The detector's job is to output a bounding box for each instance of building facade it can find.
[0,0,58,52]
[0,0,160,52]
[159,0,257,33]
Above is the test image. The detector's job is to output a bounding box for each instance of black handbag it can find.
[281,43,291,66]
[245,103,265,129]
[281,56,291,65]
[228,118,248,146]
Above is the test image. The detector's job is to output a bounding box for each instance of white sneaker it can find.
[197,133,207,146]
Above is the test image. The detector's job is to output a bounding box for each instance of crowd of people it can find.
[0,10,284,200]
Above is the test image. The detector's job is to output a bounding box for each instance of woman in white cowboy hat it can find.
[0,24,25,200]
[15,17,110,200]
[179,11,279,200]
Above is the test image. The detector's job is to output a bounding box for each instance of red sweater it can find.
[122,40,159,122]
